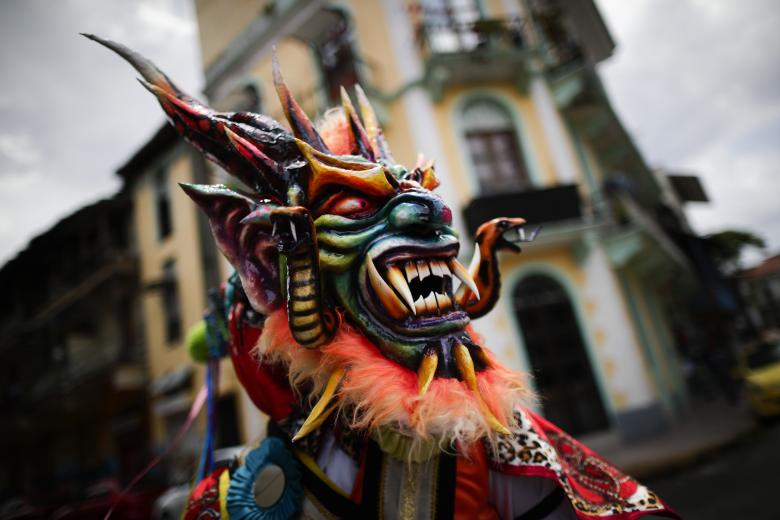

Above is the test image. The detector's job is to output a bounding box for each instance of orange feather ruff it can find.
[255,310,534,450]
[318,108,356,156]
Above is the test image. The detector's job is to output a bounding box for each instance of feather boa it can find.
[255,310,534,453]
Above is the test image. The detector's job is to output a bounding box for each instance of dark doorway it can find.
[513,274,609,435]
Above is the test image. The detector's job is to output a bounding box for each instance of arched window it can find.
[513,274,609,435]
[462,99,530,194]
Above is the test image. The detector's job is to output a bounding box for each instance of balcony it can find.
[462,184,582,236]
[414,17,533,100]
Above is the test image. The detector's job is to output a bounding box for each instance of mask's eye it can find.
[316,193,378,218]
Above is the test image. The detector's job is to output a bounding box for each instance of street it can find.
[646,419,780,519]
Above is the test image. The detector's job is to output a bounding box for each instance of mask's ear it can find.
[180,183,282,314]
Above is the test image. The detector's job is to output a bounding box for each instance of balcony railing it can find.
[462,184,582,236]
[416,17,526,56]
[413,16,533,99]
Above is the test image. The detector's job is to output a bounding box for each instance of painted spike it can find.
[340,87,375,161]
[355,84,393,161]
[272,51,329,153]
[453,342,510,435]
[293,367,345,441]
[417,351,438,395]
[223,126,286,192]
[88,34,284,194]
[294,139,396,201]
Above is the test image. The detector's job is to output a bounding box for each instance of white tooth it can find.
[424,293,438,314]
[290,221,297,243]
[386,265,416,315]
[440,261,451,277]
[449,258,480,301]
[430,260,443,277]
[467,243,481,274]
[367,257,409,319]
[417,260,431,280]
[405,261,419,282]
[519,227,525,241]
[414,296,427,315]
[437,292,451,310]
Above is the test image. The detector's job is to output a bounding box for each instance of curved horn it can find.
[294,139,395,201]
[82,33,199,107]
[86,34,296,198]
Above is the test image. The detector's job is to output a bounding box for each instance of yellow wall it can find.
[247,38,321,121]
[135,151,205,379]
[133,147,247,443]
[435,85,558,204]
[220,3,420,170]
[195,0,271,67]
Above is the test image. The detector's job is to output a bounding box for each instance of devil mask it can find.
[88,34,542,449]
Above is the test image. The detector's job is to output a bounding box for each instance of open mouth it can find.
[362,246,478,335]
[499,223,541,252]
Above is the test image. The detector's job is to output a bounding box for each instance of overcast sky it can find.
[0,0,778,266]
[0,0,202,265]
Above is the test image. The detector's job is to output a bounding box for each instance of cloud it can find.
[0,0,202,264]
[0,133,41,171]
[596,0,780,263]
[136,1,196,41]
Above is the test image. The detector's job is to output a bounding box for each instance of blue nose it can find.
[388,191,453,230]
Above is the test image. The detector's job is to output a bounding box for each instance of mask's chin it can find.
[346,235,476,369]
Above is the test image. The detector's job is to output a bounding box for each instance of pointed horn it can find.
[223,126,289,193]
[293,367,345,441]
[417,350,438,395]
[88,34,288,195]
[340,87,375,161]
[83,33,201,108]
[224,126,282,173]
[272,51,329,153]
[453,342,510,435]
[179,183,255,210]
[136,78,208,121]
[355,84,393,161]
[294,139,395,201]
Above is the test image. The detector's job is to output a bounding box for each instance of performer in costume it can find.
[88,34,679,520]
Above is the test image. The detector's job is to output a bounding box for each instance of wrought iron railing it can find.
[415,16,526,57]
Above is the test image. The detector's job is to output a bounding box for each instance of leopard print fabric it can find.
[488,409,671,518]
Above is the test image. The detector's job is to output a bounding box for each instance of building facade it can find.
[124,0,716,458]
[0,195,148,500]
[116,124,269,483]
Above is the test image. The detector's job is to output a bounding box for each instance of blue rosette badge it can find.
[227,437,303,519]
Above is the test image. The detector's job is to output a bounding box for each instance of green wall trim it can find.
[603,230,643,268]
[643,288,689,412]
[616,270,675,419]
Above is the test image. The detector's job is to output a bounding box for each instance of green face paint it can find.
[314,187,470,367]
